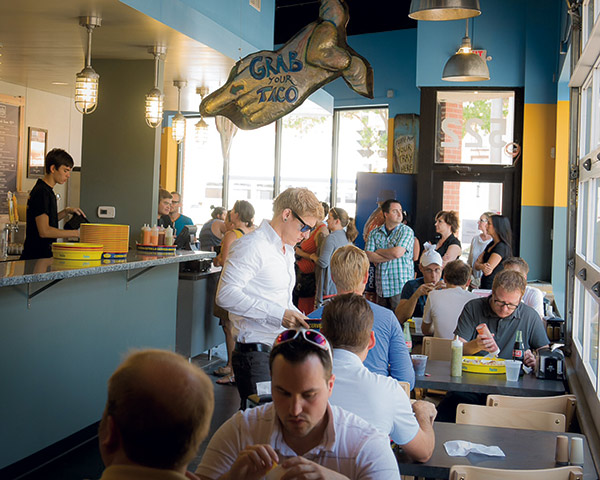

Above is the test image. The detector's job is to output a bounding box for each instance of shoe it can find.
[216,375,235,385]
[213,365,232,377]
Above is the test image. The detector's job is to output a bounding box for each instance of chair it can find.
[449,465,583,480]
[422,336,452,361]
[398,380,411,397]
[486,394,576,430]
[456,404,566,432]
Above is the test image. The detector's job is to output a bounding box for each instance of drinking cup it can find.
[504,360,521,382]
[413,317,423,334]
[569,437,584,465]
[411,354,428,376]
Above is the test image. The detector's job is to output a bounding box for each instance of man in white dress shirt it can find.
[502,257,545,319]
[216,187,323,408]
[322,293,437,463]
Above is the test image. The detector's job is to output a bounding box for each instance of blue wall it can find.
[323,29,420,116]
[121,0,275,59]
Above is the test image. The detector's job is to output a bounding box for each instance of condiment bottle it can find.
[158,226,166,245]
[476,323,500,356]
[165,226,174,246]
[150,225,159,245]
[451,335,463,377]
[403,321,412,353]
[142,224,151,244]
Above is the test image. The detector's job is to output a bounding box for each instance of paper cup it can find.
[411,354,428,376]
[504,359,521,382]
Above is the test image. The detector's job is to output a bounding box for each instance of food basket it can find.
[462,356,506,374]
[52,242,104,261]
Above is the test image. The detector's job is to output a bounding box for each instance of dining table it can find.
[395,422,597,479]
[415,359,566,396]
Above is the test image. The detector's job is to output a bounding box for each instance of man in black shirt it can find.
[21,149,85,260]
[157,189,174,229]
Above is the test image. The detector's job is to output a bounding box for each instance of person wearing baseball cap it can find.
[395,243,445,324]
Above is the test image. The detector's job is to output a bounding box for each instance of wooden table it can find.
[396,422,597,479]
[415,360,566,396]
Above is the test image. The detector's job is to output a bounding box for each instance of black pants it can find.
[435,391,487,423]
[232,349,271,410]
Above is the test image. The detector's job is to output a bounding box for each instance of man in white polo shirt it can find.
[322,293,437,463]
[216,188,323,409]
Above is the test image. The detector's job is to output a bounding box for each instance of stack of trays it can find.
[52,242,104,261]
[136,244,176,255]
[80,223,129,258]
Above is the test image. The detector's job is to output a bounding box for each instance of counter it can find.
[0,249,214,471]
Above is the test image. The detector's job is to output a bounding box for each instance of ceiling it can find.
[0,0,415,112]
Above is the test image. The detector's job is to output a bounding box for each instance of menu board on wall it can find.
[0,95,23,215]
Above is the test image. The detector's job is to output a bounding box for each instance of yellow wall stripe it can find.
[160,127,178,192]
[553,100,570,208]
[522,103,557,207]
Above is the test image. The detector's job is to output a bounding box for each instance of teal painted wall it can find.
[520,205,554,282]
[80,59,161,243]
[552,206,567,315]
[0,264,179,468]
[322,29,420,116]
[121,0,275,59]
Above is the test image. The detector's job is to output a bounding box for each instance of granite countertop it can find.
[0,250,215,287]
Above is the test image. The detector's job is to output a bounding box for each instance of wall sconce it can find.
[172,80,187,144]
[145,45,167,128]
[442,19,489,81]
[75,16,102,114]
[195,86,210,144]
[408,0,481,21]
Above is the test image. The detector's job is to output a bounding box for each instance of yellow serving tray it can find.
[462,356,506,374]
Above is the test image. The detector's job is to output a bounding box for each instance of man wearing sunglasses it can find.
[216,188,324,409]
[321,293,436,463]
[196,328,400,480]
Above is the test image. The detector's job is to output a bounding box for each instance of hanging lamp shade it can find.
[195,118,209,144]
[145,46,166,128]
[74,16,101,114]
[442,34,489,81]
[408,0,481,21]
[172,80,187,144]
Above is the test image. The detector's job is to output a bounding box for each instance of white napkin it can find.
[444,440,505,457]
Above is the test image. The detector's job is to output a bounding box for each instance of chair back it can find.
[398,381,411,397]
[422,336,452,361]
[486,394,576,429]
[449,465,583,480]
[456,404,566,432]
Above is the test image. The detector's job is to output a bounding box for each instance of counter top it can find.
[0,250,215,287]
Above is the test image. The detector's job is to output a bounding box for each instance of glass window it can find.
[335,108,388,216]
[584,0,595,47]
[594,180,600,266]
[280,109,333,207]
[579,181,590,258]
[228,124,276,224]
[574,279,586,353]
[435,91,515,165]
[181,117,223,225]
[582,81,593,156]
[584,288,599,384]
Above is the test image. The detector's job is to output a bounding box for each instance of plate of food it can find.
[462,356,506,374]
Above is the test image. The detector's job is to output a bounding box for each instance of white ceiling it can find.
[0,0,235,111]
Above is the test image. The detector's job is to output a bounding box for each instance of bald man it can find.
[98,349,214,480]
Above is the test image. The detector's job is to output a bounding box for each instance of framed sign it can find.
[27,127,47,178]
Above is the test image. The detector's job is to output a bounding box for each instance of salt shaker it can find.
[555,435,569,466]
[570,437,584,465]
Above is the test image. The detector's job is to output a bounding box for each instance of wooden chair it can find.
[449,465,583,480]
[398,380,411,397]
[422,336,452,361]
[486,394,576,430]
[456,404,566,432]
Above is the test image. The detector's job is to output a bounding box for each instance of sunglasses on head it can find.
[291,210,313,233]
[274,328,333,363]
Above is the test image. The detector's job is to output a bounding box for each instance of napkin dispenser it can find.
[535,344,565,380]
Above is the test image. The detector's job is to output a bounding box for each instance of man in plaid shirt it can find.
[365,199,415,310]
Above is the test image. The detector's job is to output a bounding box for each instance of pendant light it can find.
[442,19,489,82]
[75,16,102,114]
[145,46,167,128]
[172,80,186,144]
[408,0,481,21]
[195,86,210,144]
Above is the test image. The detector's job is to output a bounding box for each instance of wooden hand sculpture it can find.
[200,0,373,130]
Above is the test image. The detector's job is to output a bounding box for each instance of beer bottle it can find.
[404,321,412,353]
[512,330,525,363]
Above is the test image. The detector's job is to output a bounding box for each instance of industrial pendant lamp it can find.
[172,80,187,144]
[75,16,102,114]
[408,0,481,21]
[195,86,210,144]
[145,46,167,128]
[442,19,489,82]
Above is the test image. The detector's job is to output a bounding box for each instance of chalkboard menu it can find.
[0,96,23,215]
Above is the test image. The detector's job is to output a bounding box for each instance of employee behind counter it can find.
[20,148,86,261]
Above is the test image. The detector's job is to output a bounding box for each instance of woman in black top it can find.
[475,214,513,289]
[434,210,461,265]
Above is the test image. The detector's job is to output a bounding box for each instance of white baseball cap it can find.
[420,242,443,267]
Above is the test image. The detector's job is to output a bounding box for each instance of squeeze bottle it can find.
[150,225,159,245]
[451,335,463,377]
[165,226,174,246]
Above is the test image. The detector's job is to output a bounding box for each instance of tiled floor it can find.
[14,349,240,480]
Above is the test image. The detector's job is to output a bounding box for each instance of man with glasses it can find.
[365,199,415,310]
[196,328,400,480]
[169,191,194,235]
[435,270,549,422]
[216,188,323,409]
